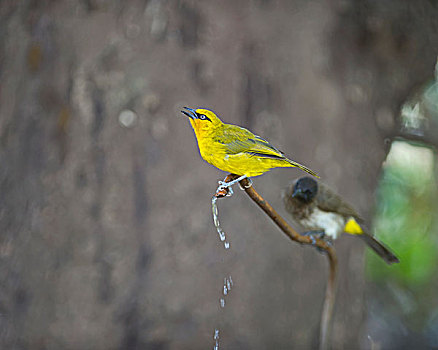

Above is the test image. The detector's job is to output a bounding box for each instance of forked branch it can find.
[215,174,338,350]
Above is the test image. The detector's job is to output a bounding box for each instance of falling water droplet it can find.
[220,298,225,308]
[213,329,220,350]
[226,277,232,290]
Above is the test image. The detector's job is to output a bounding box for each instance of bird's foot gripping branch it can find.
[215,174,252,198]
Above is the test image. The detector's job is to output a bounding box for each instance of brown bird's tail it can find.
[359,233,399,265]
[286,159,319,178]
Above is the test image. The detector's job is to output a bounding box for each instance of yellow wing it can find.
[210,124,318,177]
[216,125,287,159]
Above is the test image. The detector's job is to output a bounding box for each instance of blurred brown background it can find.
[1,1,437,349]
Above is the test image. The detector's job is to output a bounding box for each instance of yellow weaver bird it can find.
[181,107,318,189]
[283,177,399,264]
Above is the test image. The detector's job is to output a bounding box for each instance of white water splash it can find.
[213,329,220,350]
[211,196,230,249]
[211,179,239,349]
[213,275,234,348]
[220,276,233,307]
[227,276,233,290]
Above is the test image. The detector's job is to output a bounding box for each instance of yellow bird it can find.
[181,107,318,188]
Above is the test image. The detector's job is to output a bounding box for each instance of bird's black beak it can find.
[181,107,197,119]
[291,187,301,198]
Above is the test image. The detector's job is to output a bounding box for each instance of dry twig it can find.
[215,174,338,350]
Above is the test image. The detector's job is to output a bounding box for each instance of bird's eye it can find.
[198,114,206,120]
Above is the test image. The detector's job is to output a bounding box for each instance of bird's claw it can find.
[215,175,247,198]
[215,188,228,198]
[238,178,253,190]
[302,230,328,253]
[215,181,234,198]
[217,180,228,188]
[303,230,326,240]
[224,186,233,197]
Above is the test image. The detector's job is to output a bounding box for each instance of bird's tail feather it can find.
[359,233,399,265]
[287,159,319,178]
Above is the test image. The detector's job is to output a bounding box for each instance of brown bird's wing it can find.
[316,182,364,222]
[316,182,399,264]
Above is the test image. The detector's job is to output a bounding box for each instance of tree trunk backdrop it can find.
[0,1,437,349]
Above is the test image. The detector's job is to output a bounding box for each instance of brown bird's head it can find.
[282,176,319,218]
[290,176,318,203]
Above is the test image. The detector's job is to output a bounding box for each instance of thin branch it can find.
[216,175,338,350]
[320,253,337,350]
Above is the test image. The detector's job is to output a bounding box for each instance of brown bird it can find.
[283,177,399,264]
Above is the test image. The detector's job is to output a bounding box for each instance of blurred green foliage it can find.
[367,141,438,287]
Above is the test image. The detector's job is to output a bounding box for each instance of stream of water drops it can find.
[211,195,230,249]
[211,186,238,349]
[213,275,234,349]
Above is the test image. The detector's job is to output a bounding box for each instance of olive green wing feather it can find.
[216,125,286,159]
[214,124,319,177]
[316,183,364,222]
